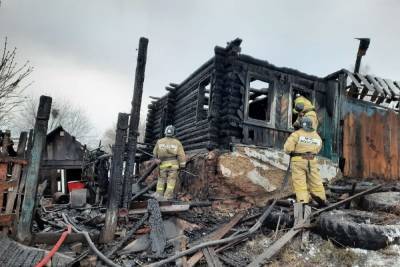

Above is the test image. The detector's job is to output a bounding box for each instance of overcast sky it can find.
[1,0,399,141]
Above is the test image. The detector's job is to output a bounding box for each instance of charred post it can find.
[122,37,149,208]
[17,95,52,243]
[354,38,370,74]
[148,198,166,257]
[101,113,129,243]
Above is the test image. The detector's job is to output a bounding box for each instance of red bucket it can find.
[67,181,85,192]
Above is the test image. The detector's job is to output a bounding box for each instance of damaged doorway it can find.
[245,75,274,126]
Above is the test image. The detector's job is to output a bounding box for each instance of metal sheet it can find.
[343,111,400,180]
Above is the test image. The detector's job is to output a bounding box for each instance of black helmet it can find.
[294,102,305,112]
[164,125,176,137]
[301,117,314,132]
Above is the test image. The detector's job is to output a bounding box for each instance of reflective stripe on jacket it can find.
[283,129,322,162]
[153,137,186,169]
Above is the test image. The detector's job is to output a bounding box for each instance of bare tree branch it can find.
[0,37,32,126]
[13,96,93,144]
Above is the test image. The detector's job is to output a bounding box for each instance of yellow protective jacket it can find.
[293,96,319,130]
[283,129,322,162]
[153,137,186,169]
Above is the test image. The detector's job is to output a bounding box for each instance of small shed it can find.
[40,126,85,195]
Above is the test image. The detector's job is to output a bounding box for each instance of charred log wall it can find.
[212,40,334,158]
[144,40,336,158]
[144,95,169,145]
[144,59,215,152]
[173,59,215,151]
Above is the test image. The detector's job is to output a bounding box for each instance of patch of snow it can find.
[349,248,368,255]
[384,226,400,243]
[308,245,317,257]
[349,246,400,267]
[318,161,340,181]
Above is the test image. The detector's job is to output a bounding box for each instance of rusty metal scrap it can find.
[343,112,400,180]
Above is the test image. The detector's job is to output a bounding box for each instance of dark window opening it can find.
[248,129,254,141]
[248,78,272,122]
[197,77,211,121]
[204,81,211,113]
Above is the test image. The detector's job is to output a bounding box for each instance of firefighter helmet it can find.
[164,125,176,137]
[301,117,314,132]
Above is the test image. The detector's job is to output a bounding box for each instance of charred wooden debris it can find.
[1,37,400,266]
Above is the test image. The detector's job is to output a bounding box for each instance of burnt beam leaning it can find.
[17,95,52,244]
[123,37,149,209]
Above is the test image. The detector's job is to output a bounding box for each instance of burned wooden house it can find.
[40,126,85,195]
[144,38,400,180]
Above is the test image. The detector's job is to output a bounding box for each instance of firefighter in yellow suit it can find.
[284,117,327,205]
[293,95,318,130]
[153,125,186,200]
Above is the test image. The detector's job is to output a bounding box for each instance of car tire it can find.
[318,209,400,250]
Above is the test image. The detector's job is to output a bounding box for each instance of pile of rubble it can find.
[19,172,400,267]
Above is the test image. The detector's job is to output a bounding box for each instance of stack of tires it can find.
[318,192,400,250]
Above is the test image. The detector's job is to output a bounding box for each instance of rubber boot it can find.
[311,193,329,208]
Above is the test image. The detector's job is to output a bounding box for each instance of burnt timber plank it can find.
[301,205,311,249]
[203,247,223,267]
[376,76,393,99]
[105,213,148,259]
[187,212,245,267]
[365,75,384,95]
[5,132,28,218]
[248,213,310,267]
[148,199,167,256]
[17,95,52,244]
[356,73,375,100]
[0,163,7,209]
[384,78,400,97]
[179,236,189,267]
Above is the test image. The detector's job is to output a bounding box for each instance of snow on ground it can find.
[232,231,400,267]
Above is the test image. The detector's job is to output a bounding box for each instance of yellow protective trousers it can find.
[156,168,178,200]
[290,158,326,203]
